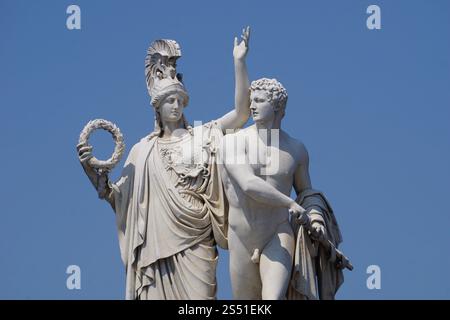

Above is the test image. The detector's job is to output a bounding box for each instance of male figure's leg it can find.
[259,222,295,300]
[229,230,262,299]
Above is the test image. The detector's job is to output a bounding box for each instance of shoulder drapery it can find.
[288,189,344,300]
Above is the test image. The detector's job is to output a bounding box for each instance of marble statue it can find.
[77,27,251,300]
[219,78,350,300]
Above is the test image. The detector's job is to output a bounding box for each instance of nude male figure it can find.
[220,78,326,299]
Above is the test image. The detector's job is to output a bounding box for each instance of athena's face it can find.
[159,93,185,123]
[250,90,276,123]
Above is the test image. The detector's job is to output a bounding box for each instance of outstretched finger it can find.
[244,26,250,38]
[234,36,238,47]
[241,35,247,47]
[245,26,251,45]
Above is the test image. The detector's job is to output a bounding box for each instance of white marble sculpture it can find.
[77,27,251,300]
[219,78,350,300]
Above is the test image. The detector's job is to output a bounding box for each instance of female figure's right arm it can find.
[77,142,115,209]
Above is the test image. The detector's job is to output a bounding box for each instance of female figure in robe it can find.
[77,28,251,299]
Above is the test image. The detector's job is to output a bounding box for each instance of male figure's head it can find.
[249,78,288,127]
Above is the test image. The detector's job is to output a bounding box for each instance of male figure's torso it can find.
[221,125,303,253]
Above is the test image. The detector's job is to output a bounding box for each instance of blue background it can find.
[0,0,449,299]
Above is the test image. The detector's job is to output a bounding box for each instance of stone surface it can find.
[78,27,251,299]
[78,27,349,300]
[219,78,347,300]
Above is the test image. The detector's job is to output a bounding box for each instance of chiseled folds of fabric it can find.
[287,189,344,300]
[138,238,217,300]
[110,121,227,300]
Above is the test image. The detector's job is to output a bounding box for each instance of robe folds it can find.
[287,189,344,300]
[110,121,228,300]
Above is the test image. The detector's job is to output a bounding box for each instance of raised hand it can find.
[233,26,250,61]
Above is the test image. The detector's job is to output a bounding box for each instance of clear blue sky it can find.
[1,0,449,299]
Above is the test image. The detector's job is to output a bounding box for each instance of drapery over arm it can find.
[202,121,228,249]
[109,143,139,267]
[288,189,344,300]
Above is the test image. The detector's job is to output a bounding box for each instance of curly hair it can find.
[249,78,288,110]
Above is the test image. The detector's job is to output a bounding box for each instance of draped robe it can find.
[110,121,228,300]
[287,189,344,300]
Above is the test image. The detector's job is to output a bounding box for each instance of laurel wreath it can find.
[78,119,125,170]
